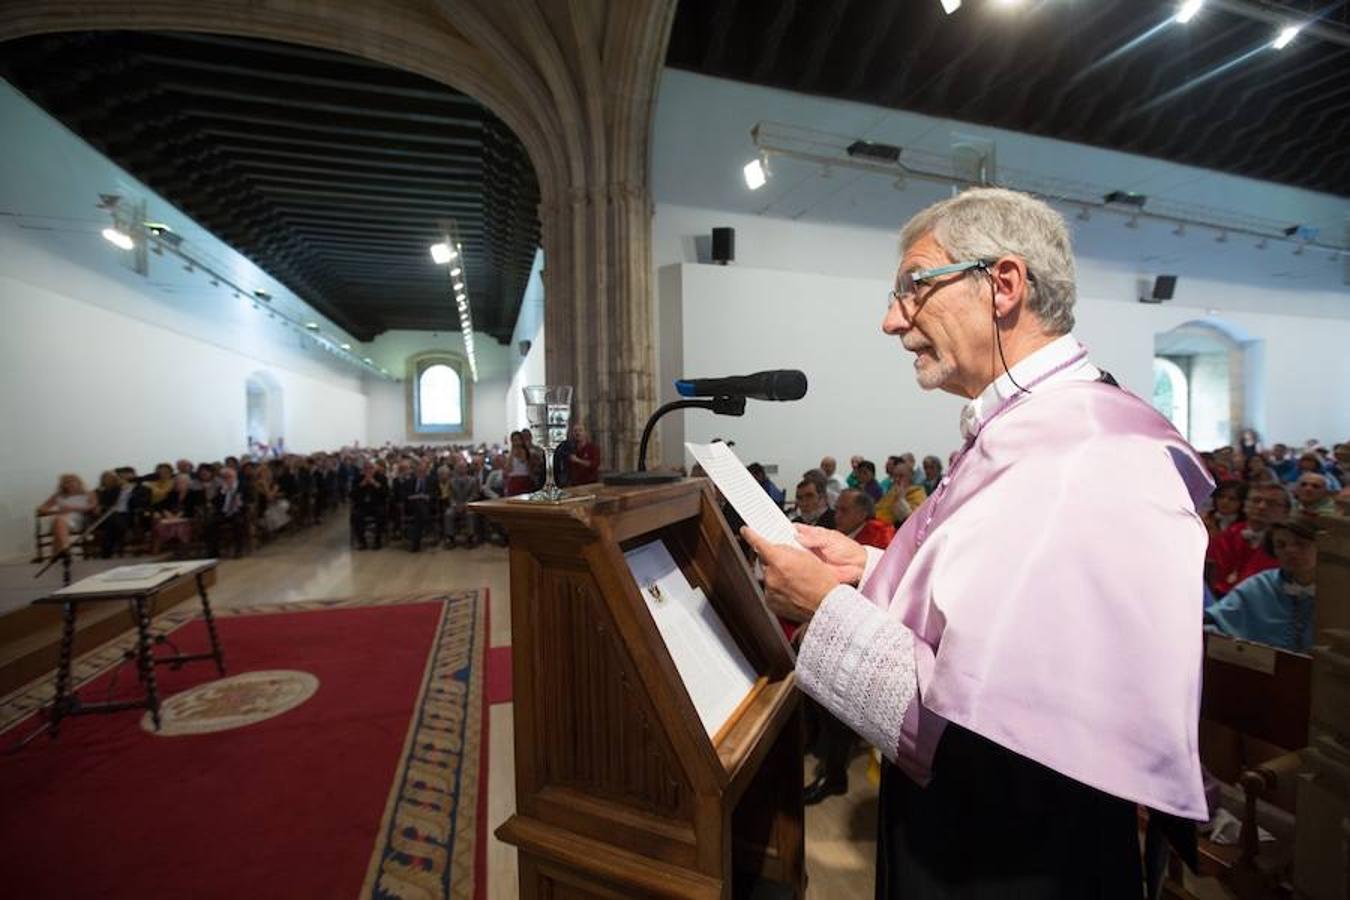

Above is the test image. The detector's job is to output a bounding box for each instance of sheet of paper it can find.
[624,541,757,737]
[686,440,801,548]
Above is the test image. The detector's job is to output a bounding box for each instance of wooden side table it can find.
[34,560,225,737]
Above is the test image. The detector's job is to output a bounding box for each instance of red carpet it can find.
[486,646,513,704]
[0,592,487,900]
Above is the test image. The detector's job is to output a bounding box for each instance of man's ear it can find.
[988,256,1030,319]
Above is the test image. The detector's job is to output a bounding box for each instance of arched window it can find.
[408,353,472,436]
[419,364,462,426]
[1152,357,1189,441]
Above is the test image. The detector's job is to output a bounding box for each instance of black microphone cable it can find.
[983,265,1030,394]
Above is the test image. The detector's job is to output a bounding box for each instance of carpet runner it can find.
[0,590,488,900]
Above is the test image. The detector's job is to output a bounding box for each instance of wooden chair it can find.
[1156,635,1312,899]
[32,511,98,562]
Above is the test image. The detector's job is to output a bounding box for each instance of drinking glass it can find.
[522,384,572,501]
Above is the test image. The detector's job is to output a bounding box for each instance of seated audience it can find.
[1269,443,1299,483]
[832,487,894,549]
[818,456,843,506]
[1205,518,1320,652]
[1207,482,1290,596]
[145,463,176,510]
[395,459,434,552]
[1295,471,1339,517]
[1202,482,1246,540]
[845,454,863,489]
[790,479,834,529]
[505,434,534,496]
[205,467,249,558]
[876,457,926,527]
[37,473,96,557]
[1298,451,1342,491]
[349,461,389,550]
[564,423,602,486]
[151,473,202,554]
[444,458,483,547]
[747,462,785,508]
[919,455,943,496]
[853,460,883,502]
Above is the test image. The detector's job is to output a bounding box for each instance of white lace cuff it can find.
[797,585,918,762]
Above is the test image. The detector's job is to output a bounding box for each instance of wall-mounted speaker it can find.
[518,339,532,357]
[1140,274,1177,304]
[711,227,735,265]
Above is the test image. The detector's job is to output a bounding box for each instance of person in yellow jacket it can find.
[876,457,927,526]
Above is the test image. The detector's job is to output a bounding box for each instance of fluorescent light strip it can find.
[1175,0,1204,24]
[1272,24,1300,49]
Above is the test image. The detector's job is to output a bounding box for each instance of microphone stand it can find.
[604,396,745,486]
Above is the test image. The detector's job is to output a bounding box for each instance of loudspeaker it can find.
[711,227,735,265]
[1140,275,1177,304]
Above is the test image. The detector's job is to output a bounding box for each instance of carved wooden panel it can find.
[530,572,690,819]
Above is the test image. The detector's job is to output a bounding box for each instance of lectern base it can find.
[602,470,683,485]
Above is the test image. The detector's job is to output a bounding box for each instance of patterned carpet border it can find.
[0,591,480,736]
[361,590,485,900]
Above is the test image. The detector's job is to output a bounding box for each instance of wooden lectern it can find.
[475,479,804,899]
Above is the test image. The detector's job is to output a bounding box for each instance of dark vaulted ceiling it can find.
[0,30,541,342]
[667,0,1350,197]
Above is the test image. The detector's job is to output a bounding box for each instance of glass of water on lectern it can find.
[522,384,572,501]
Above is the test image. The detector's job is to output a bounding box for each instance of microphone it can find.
[674,369,807,401]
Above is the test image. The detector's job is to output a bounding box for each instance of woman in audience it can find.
[253,462,290,536]
[151,473,201,554]
[146,462,175,510]
[37,473,96,557]
[1203,482,1246,540]
[505,434,534,496]
[1204,517,1320,652]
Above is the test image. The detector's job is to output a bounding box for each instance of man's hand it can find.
[741,527,840,623]
[793,524,868,585]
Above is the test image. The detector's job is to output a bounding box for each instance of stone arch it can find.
[1153,317,1266,451]
[245,370,284,453]
[0,0,674,466]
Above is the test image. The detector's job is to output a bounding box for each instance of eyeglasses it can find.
[887,258,1036,310]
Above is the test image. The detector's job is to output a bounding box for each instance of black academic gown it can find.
[875,724,1142,899]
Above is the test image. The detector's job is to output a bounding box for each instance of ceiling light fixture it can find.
[305,322,319,331]
[452,281,464,292]
[1104,190,1147,208]
[429,242,456,264]
[340,342,352,350]
[1272,24,1300,49]
[743,158,768,191]
[450,267,462,277]
[1174,0,1204,24]
[939,0,961,12]
[101,226,134,250]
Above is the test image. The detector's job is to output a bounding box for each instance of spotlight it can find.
[101,227,134,250]
[1174,0,1204,24]
[363,357,374,364]
[1272,24,1300,49]
[305,322,320,331]
[939,0,961,12]
[453,281,464,291]
[253,289,271,301]
[340,342,352,350]
[429,242,456,264]
[743,158,768,191]
[1104,190,1147,208]
[1283,224,1319,241]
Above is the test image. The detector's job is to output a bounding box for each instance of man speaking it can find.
[743,188,1212,897]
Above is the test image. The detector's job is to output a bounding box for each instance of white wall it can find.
[506,250,547,432]
[648,70,1348,477]
[0,243,368,561]
[363,329,512,447]
[0,80,374,561]
[657,258,1350,483]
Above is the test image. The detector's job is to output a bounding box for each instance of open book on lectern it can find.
[623,540,758,738]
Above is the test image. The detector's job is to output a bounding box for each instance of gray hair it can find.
[900,187,1076,335]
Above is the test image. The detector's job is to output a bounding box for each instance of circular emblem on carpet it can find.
[142,669,319,735]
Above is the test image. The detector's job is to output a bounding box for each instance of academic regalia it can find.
[796,336,1213,897]
[1204,568,1316,652]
